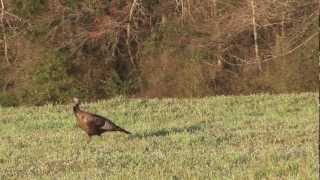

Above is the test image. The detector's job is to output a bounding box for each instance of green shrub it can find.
[100,70,139,97]
[11,0,48,17]
[0,93,18,107]
[139,21,219,97]
[263,35,318,93]
[26,50,78,105]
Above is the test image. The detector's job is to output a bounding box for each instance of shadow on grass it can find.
[130,121,206,139]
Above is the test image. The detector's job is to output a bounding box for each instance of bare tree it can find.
[127,0,139,67]
[212,0,219,31]
[0,0,9,65]
[250,0,261,72]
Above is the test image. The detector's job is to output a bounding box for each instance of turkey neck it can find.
[73,103,80,114]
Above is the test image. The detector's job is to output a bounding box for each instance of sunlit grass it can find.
[0,93,318,179]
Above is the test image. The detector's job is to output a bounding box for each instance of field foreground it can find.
[0,94,318,179]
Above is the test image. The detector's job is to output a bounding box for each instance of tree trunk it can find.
[250,0,261,72]
[0,0,9,65]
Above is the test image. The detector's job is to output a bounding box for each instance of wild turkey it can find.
[72,97,131,142]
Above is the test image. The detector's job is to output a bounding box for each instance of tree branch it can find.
[0,0,9,65]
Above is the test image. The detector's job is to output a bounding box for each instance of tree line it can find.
[0,0,318,106]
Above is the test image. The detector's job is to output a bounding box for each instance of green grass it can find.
[0,93,318,179]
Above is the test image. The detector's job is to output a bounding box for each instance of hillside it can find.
[0,0,318,106]
[0,93,318,179]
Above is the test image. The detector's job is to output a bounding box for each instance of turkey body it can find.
[73,98,131,142]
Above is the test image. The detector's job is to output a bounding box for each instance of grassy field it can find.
[0,93,318,179]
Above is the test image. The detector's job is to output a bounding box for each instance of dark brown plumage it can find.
[72,98,131,142]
